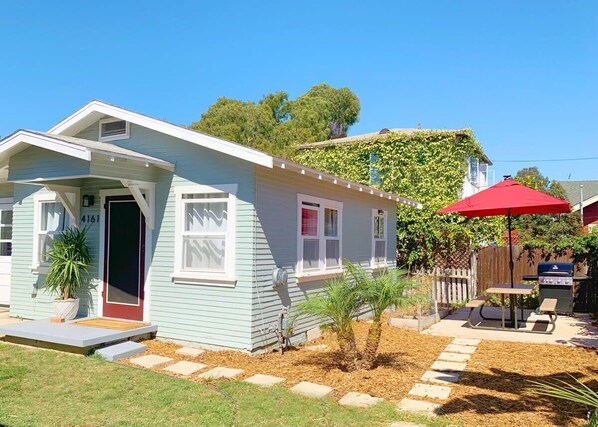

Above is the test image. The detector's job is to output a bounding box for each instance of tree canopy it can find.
[514,167,581,245]
[190,84,360,156]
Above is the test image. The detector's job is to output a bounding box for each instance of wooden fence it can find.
[432,267,476,306]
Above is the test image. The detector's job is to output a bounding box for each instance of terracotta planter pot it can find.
[52,298,79,320]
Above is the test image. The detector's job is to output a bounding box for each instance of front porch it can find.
[0,317,157,354]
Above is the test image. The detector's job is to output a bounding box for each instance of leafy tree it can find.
[190,84,360,156]
[514,167,581,244]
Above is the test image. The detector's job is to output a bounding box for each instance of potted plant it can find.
[45,227,92,320]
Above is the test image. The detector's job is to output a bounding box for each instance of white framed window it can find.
[173,184,237,285]
[32,193,74,269]
[99,118,130,142]
[297,194,343,276]
[0,206,12,257]
[371,209,387,267]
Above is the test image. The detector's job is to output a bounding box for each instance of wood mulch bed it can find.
[446,341,598,427]
[121,319,597,426]
[122,318,451,402]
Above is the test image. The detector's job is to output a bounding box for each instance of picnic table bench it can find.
[466,284,557,334]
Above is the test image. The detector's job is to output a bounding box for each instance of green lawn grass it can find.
[0,343,457,427]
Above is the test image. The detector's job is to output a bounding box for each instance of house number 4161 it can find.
[81,215,100,224]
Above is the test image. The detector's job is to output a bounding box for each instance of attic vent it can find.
[99,119,129,142]
[379,128,390,134]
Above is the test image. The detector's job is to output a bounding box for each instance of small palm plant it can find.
[345,262,421,369]
[295,276,362,371]
[45,227,92,300]
[530,376,598,427]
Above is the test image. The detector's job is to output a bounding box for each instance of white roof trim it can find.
[572,193,598,212]
[0,130,175,171]
[48,100,274,168]
[272,157,422,208]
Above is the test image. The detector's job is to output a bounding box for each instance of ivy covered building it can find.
[294,128,495,268]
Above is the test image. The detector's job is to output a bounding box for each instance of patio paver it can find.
[304,344,328,351]
[244,374,285,387]
[430,361,467,372]
[420,370,461,384]
[444,344,476,354]
[199,367,244,380]
[175,347,205,357]
[437,351,471,363]
[396,398,442,416]
[164,361,207,376]
[338,392,383,407]
[408,383,452,400]
[130,354,173,368]
[290,381,333,398]
[389,422,426,427]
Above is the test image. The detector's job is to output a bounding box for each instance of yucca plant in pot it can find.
[45,226,92,320]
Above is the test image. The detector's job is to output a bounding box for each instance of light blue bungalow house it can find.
[0,101,420,352]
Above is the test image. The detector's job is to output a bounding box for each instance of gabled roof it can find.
[41,100,420,207]
[48,100,274,168]
[0,130,175,170]
[297,128,492,165]
[557,180,598,210]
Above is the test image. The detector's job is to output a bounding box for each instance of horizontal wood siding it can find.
[8,146,89,182]
[74,121,256,350]
[252,166,397,350]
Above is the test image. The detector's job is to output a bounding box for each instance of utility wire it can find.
[493,156,598,163]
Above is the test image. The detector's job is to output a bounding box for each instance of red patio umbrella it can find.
[438,177,570,287]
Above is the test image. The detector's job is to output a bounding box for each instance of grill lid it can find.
[537,262,574,276]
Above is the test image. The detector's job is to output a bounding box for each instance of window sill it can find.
[171,273,237,288]
[296,270,343,284]
[30,265,49,275]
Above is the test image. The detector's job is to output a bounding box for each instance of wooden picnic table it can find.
[479,284,535,330]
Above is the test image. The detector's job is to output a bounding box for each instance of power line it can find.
[493,156,598,163]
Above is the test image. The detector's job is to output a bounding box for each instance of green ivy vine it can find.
[294,129,503,269]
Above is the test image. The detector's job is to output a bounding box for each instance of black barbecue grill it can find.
[537,262,574,315]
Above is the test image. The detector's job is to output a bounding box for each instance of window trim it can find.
[371,208,388,268]
[297,194,343,278]
[32,192,77,273]
[0,199,13,258]
[172,184,237,286]
[99,118,130,142]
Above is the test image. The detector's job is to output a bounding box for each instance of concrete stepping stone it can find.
[452,338,481,346]
[164,361,207,376]
[130,354,173,368]
[444,344,476,354]
[244,374,285,387]
[437,352,471,363]
[96,341,146,361]
[408,383,452,400]
[396,398,442,417]
[431,361,467,372]
[338,392,383,407]
[199,367,244,380]
[290,381,333,398]
[304,344,328,351]
[421,370,461,384]
[176,347,205,357]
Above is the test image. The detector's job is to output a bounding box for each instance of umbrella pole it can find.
[507,210,514,288]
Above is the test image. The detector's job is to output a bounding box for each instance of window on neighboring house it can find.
[298,195,342,275]
[372,209,387,267]
[369,153,382,186]
[99,118,130,142]
[468,156,479,186]
[33,195,72,267]
[0,208,12,256]
[173,185,236,284]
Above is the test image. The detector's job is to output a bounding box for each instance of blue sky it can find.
[1,1,596,182]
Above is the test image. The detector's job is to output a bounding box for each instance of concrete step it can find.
[96,341,146,361]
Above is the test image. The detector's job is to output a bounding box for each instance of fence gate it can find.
[432,267,476,306]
